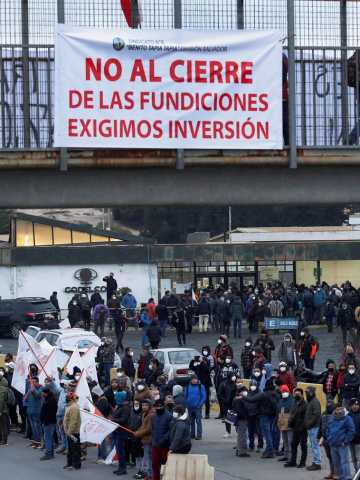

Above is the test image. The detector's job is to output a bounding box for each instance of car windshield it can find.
[168,350,198,365]
[77,339,96,349]
[27,301,56,313]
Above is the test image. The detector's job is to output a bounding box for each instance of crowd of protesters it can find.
[2,277,360,479]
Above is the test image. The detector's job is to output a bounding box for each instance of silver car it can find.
[151,347,201,384]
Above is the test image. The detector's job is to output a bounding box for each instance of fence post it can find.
[340,0,349,145]
[57,0,68,171]
[174,0,184,170]
[287,0,297,168]
[236,0,244,30]
[21,0,31,149]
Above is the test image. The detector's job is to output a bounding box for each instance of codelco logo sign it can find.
[64,268,107,294]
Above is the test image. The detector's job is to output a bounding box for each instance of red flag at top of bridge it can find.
[120,0,141,28]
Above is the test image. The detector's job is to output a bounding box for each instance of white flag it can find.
[11,351,31,394]
[75,371,94,412]
[104,446,118,465]
[18,330,49,370]
[82,345,98,383]
[80,409,118,444]
[66,346,84,376]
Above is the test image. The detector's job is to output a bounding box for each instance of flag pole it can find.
[20,330,50,378]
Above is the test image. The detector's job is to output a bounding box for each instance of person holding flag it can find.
[112,390,132,476]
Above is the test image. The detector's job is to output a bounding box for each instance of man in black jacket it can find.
[285,388,307,468]
[349,398,360,474]
[103,273,118,303]
[146,320,162,349]
[112,391,131,476]
[338,302,355,346]
[40,388,58,460]
[121,347,136,381]
[169,405,191,454]
[232,387,250,457]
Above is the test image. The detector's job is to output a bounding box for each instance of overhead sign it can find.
[54,26,283,149]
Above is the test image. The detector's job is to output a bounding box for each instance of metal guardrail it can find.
[0,1,360,155]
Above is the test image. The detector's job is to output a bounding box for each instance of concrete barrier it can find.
[162,454,214,480]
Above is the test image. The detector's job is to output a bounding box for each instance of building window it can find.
[53,227,72,245]
[34,223,53,246]
[91,234,110,243]
[72,231,91,244]
[16,220,34,247]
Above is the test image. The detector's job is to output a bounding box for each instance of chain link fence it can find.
[0,0,360,150]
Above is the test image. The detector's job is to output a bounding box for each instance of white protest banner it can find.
[55,27,282,149]
[12,351,31,394]
[18,330,50,376]
[80,409,118,444]
[66,346,84,376]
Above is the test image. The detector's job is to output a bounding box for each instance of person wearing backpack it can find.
[185,374,206,440]
[0,375,9,445]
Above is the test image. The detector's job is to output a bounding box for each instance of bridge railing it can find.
[0,0,360,152]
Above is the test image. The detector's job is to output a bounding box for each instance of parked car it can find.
[26,326,101,353]
[0,297,59,339]
[151,347,201,384]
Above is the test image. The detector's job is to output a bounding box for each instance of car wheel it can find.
[10,322,21,339]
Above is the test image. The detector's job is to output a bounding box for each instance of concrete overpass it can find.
[0,148,359,207]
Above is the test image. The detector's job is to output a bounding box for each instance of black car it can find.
[0,297,59,339]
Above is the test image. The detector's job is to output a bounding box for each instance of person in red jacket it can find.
[278,362,296,393]
[146,298,157,321]
[214,335,234,365]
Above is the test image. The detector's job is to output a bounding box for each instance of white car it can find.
[151,347,201,384]
[26,326,102,353]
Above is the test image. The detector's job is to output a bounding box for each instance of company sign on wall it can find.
[54,27,282,149]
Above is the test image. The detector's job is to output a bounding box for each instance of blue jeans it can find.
[259,415,273,454]
[141,444,152,476]
[28,413,42,443]
[308,427,321,465]
[142,331,149,347]
[188,407,202,439]
[56,416,67,449]
[43,423,56,457]
[331,445,351,480]
[113,431,127,473]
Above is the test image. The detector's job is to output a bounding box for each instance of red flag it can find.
[120,0,141,28]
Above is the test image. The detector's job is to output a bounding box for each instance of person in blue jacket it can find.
[185,374,206,440]
[25,376,43,448]
[122,290,137,319]
[324,403,355,480]
[151,399,173,480]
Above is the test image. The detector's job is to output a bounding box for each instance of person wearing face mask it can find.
[111,390,131,476]
[151,399,173,480]
[278,333,298,369]
[137,345,154,384]
[121,347,136,381]
[147,359,164,387]
[39,387,58,460]
[134,400,154,480]
[241,339,255,379]
[68,296,82,328]
[304,386,322,471]
[185,375,206,440]
[97,337,115,386]
[244,381,263,452]
[325,404,355,480]
[278,362,296,393]
[341,342,360,370]
[214,335,234,366]
[127,401,143,471]
[338,302,355,346]
[218,374,238,438]
[232,386,250,457]
[169,404,192,454]
[251,368,263,389]
[63,392,81,470]
[24,375,43,449]
[322,360,339,399]
[254,330,275,363]
[341,363,360,409]
[296,328,319,370]
[284,388,307,468]
[135,382,152,403]
[277,385,295,463]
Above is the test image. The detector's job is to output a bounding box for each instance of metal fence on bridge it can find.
[0,0,360,154]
